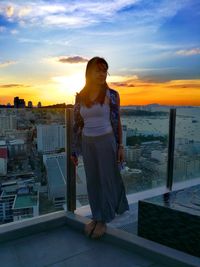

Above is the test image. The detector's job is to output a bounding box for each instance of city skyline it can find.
[0,0,200,106]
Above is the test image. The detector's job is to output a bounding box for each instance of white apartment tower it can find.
[37,124,65,153]
[0,115,17,132]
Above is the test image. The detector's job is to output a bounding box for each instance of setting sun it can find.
[52,72,85,103]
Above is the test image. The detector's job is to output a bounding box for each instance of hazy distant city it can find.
[0,97,200,225]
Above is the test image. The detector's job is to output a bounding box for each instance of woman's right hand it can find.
[70,155,78,166]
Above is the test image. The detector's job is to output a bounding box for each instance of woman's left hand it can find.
[117,147,125,163]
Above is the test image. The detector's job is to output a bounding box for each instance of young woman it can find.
[71,57,129,239]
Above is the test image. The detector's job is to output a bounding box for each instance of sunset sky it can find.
[0,0,200,106]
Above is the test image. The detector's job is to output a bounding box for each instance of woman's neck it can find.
[89,85,105,103]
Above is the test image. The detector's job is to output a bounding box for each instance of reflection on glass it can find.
[0,108,66,225]
[174,107,200,183]
[147,185,200,216]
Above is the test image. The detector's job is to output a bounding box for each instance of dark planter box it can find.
[138,185,200,257]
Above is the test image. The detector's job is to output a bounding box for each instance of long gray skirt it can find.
[81,131,129,223]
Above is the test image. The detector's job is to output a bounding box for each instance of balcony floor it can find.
[1,224,171,267]
[1,210,199,267]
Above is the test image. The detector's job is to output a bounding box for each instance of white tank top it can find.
[80,90,113,136]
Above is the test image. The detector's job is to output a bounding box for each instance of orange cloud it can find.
[0,84,30,88]
[109,78,200,106]
[1,75,200,107]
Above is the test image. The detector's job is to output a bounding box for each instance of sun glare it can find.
[52,72,85,101]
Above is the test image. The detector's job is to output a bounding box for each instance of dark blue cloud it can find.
[0,15,17,29]
[117,0,156,15]
[118,3,138,14]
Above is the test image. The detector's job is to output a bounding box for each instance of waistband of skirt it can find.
[82,131,114,141]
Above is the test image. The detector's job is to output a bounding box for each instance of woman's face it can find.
[90,63,108,86]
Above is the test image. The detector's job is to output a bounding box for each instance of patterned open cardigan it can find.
[71,88,120,157]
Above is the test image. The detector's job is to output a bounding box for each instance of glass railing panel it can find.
[73,105,171,211]
[121,106,170,194]
[173,106,200,184]
[0,107,66,225]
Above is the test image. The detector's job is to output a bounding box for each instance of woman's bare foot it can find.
[91,222,106,239]
[84,220,97,237]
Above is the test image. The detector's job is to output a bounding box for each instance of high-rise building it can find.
[37,124,65,153]
[37,102,42,108]
[28,101,33,108]
[43,153,66,208]
[0,147,8,176]
[0,115,17,132]
[8,139,27,157]
[14,97,25,108]
[43,153,87,208]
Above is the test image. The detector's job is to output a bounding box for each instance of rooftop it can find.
[13,194,38,209]
[2,185,18,193]
[9,139,25,145]
[1,211,199,267]
[0,140,6,146]
[45,157,66,187]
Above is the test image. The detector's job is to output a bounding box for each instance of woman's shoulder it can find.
[108,87,118,94]
[107,88,119,101]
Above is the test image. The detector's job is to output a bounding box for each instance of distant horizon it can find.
[1,101,200,108]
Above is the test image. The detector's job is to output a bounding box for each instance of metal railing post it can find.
[167,108,176,190]
[65,106,76,212]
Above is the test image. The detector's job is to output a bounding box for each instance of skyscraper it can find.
[14,97,25,108]
[37,102,42,108]
[28,101,33,108]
